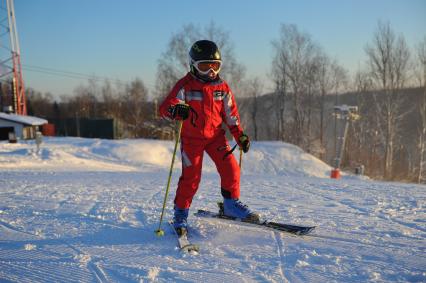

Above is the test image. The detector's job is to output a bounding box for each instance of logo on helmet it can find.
[193,44,202,53]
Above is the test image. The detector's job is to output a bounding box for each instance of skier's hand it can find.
[238,133,250,153]
[169,104,190,120]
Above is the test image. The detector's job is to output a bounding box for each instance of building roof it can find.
[0,112,48,126]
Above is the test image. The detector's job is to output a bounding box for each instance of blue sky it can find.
[14,0,426,98]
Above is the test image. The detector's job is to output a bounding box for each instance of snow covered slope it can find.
[0,137,332,177]
[0,137,425,282]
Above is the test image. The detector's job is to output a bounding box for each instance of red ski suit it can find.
[159,73,244,209]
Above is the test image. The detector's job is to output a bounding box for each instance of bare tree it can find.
[365,21,411,179]
[350,70,383,176]
[155,22,246,101]
[244,77,263,140]
[304,54,321,154]
[272,71,287,141]
[317,55,332,155]
[25,88,54,118]
[101,79,124,120]
[72,84,99,119]
[122,78,149,137]
[271,24,322,148]
[415,37,426,183]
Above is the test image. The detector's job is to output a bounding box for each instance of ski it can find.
[168,221,200,253]
[194,203,315,236]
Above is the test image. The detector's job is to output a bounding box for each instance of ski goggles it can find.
[192,60,222,75]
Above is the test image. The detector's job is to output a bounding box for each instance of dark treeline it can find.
[237,87,424,183]
[10,21,426,184]
[23,78,166,139]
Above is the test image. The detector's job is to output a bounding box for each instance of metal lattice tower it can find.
[0,0,26,115]
[332,105,359,173]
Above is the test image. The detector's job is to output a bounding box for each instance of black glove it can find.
[238,133,250,153]
[169,104,190,120]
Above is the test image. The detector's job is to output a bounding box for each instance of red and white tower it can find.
[0,0,26,115]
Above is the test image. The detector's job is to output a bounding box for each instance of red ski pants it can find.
[174,132,240,209]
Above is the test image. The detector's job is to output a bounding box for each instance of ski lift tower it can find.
[0,0,26,115]
[331,105,360,179]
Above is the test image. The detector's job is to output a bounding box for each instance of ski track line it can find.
[375,212,426,234]
[307,233,411,251]
[0,218,107,283]
[34,208,132,231]
[134,187,169,226]
[88,261,108,283]
[0,219,39,238]
[264,181,426,237]
[86,203,125,229]
[272,230,289,283]
[61,239,108,283]
[264,151,282,175]
[260,183,423,250]
[296,183,426,236]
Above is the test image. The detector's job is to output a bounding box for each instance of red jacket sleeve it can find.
[159,77,188,120]
[222,88,244,142]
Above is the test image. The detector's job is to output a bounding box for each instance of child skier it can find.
[159,40,259,233]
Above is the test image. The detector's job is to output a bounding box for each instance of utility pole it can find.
[0,0,26,115]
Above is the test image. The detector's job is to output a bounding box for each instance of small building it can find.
[0,112,47,140]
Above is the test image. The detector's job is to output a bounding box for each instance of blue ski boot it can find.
[173,207,189,236]
[223,198,260,223]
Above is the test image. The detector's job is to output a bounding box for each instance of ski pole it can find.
[239,148,243,169]
[155,120,183,236]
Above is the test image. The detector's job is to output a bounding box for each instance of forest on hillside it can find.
[237,87,424,183]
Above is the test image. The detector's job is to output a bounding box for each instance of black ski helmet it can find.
[189,40,222,80]
[189,40,221,61]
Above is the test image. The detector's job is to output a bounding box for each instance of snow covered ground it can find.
[0,137,425,282]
